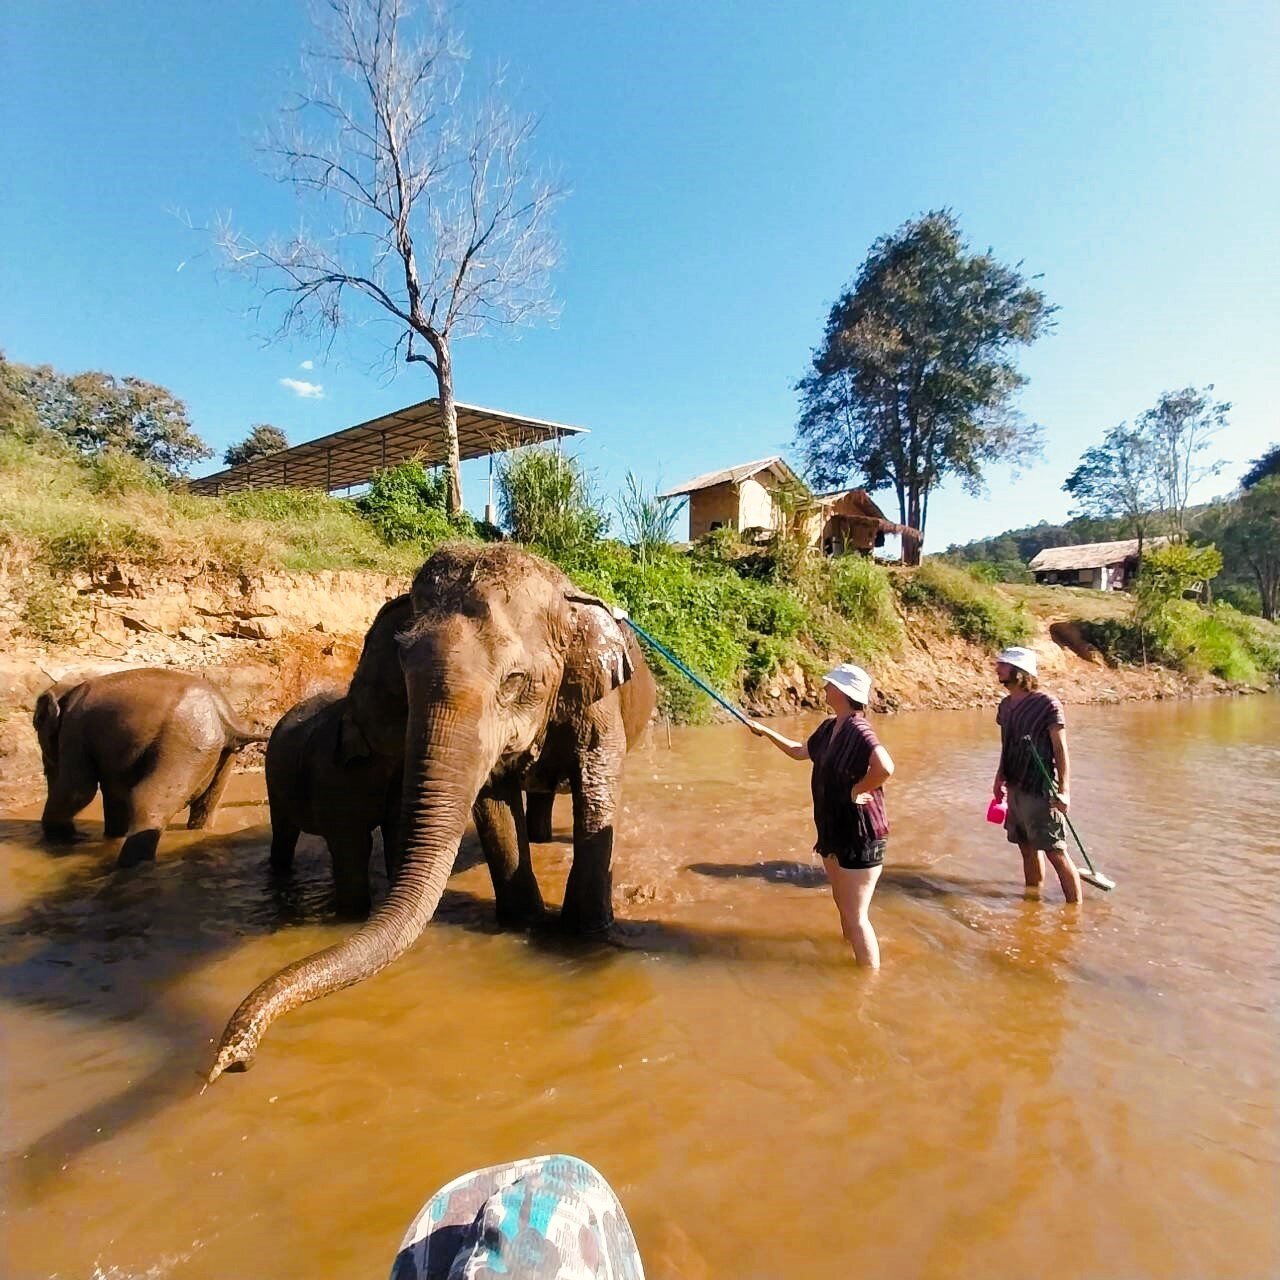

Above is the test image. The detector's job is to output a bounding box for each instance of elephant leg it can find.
[269,816,300,876]
[472,782,545,929]
[101,786,132,839]
[188,750,236,829]
[116,776,183,868]
[329,828,373,920]
[525,790,556,843]
[379,768,404,882]
[41,759,97,844]
[561,742,624,935]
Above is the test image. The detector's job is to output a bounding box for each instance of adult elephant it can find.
[209,542,656,1079]
[34,668,267,867]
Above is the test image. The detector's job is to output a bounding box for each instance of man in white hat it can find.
[748,662,895,966]
[992,647,1081,903]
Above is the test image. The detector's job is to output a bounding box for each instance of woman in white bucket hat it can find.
[748,662,895,966]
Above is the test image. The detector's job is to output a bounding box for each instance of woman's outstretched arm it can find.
[747,720,809,761]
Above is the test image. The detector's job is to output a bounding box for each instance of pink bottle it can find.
[986,793,1008,824]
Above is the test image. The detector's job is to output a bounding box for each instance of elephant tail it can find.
[223,712,272,747]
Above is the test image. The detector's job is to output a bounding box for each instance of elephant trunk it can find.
[208,701,486,1082]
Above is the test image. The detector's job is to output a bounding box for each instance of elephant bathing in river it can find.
[34,667,267,867]
[208,542,656,1080]
[264,593,414,918]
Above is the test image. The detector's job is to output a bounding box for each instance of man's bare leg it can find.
[1019,841,1044,892]
[1046,848,1082,904]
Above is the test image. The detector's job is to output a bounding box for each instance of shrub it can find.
[19,573,84,645]
[497,447,605,560]
[898,559,1032,648]
[827,556,899,628]
[357,461,475,547]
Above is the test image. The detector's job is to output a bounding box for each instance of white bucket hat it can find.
[997,646,1038,678]
[824,662,872,704]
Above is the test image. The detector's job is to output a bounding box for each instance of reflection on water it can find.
[1,696,1277,1278]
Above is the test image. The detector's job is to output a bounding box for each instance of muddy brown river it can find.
[1,696,1276,1278]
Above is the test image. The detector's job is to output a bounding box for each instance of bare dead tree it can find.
[216,0,562,511]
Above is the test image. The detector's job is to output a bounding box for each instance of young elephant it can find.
[34,667,268,867]
[265,689,402,919]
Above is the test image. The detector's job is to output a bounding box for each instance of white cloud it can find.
[299,359,314,370]
[280,377,324,399]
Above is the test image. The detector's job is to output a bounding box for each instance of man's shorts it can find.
[1004,786,1066,853]
[821,838,887,871]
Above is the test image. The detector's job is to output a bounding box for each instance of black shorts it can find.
[820,839,886,871]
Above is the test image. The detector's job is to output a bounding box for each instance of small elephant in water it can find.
[34,667,268,867]
[265,688,402,919]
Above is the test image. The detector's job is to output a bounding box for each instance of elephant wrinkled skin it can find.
[34,667,267,867]
[210,542,656,1080]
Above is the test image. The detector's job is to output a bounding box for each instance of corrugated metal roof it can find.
[1029,536,1167,572]
[658,456,802,498]
[188,399,587,496]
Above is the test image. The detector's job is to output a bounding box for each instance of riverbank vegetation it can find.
[3,380,1276,717]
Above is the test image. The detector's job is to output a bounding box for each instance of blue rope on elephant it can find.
[620,616,753,726]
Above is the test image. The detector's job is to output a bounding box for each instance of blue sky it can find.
[3,0,1277,549]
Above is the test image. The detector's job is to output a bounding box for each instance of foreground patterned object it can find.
[391,1155,645,1280]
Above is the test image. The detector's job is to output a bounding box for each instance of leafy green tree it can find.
[1135,542,1223,623]
[794,210,1054,563]
[1216,478,1280,620]
[224,423,289,467]
[497,447,605,560]
[1139,385,1229,539]
[1063,423,1162,557]
[0,352,41,438]
[1,357,209,474]
[1241,443,1279,490]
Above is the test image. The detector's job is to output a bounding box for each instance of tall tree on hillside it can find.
[2,357,210,474]
[794,210,1053,564]
[224,423,289,467]
[1241,443,1279,490]
[214,0,562,513]
[1063,423,1162,558]
[1139,385,1229,539]
[1206,478,1280,621]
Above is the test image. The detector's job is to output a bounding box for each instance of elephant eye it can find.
[499,670,530,702]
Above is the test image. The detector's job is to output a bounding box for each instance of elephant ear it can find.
[559,592,634,708]
[336,704,372,765]
[33,687,64,774]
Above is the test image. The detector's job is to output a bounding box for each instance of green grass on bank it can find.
[0,432,424,578]
[897,559,1033,649]
[1080,603,1280,685]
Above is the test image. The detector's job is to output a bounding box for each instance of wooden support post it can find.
[326,448,333,492]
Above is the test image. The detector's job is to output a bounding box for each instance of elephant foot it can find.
[495,899,547,931]
[117,830,161,868]
[557,904,614,937]
[41,821,79,845]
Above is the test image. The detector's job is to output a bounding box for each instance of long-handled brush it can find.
[1023,735,1116,891]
